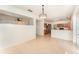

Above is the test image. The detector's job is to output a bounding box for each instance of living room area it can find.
[0,5,79,54]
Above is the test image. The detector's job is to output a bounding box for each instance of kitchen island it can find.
[51,30,73,41]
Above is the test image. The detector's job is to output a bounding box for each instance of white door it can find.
[76,15,79,46]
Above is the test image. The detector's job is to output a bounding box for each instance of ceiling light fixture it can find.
[27,9,33,12]
[39,5,47,19]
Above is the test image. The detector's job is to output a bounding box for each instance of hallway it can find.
[1,35,79,54]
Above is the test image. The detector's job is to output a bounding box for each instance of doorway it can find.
[44,23,51,36]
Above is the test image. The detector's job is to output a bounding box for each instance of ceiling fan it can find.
[39,5,47,19]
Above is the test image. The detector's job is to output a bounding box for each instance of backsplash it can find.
[0,14,33,25]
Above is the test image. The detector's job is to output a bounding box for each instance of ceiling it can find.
[14,5,76,20]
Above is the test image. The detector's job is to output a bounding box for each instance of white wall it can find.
[72,14,77,43]
[73,14,79,47]
[36,20,44,36]
[0,24,36,48]
[72,6,78,44]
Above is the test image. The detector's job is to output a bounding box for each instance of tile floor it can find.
[0,35,79,54]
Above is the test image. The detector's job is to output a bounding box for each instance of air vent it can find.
[27,9,33,12]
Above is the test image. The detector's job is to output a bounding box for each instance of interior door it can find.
[76,15,79,46]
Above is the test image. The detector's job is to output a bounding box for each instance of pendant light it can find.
[39,5,47,19]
